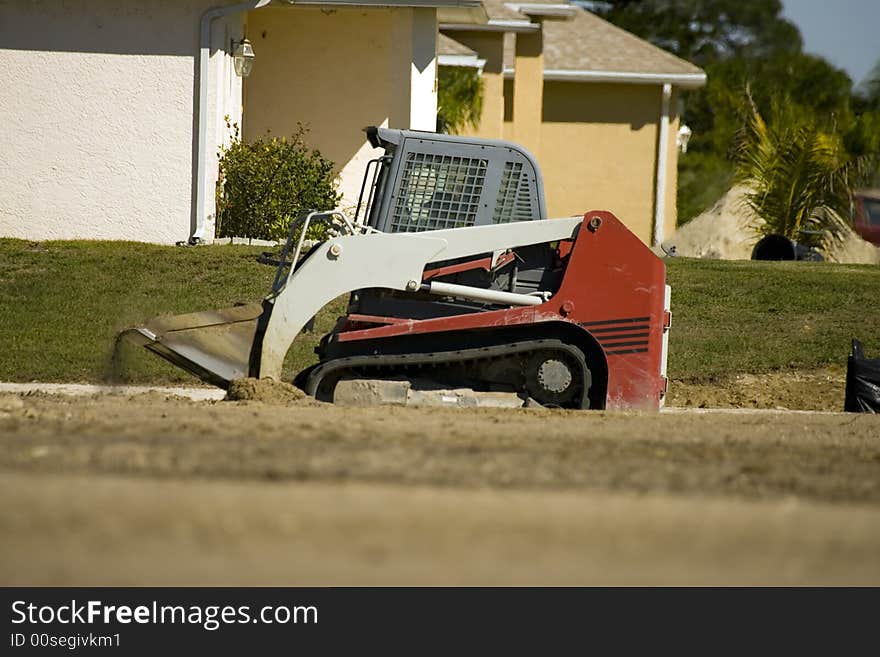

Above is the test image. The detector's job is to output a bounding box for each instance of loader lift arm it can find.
[252,216,584,380]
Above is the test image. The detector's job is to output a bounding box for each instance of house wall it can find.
[510,29,543,160]
[0,0,243,243]
[540,81,676,244]
[243,6,438,211]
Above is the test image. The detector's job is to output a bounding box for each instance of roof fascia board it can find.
[439,18,539,32]
[279,0,483,8]
[503,67,707,88]
[438,54,487,70]
[503,3,576,18]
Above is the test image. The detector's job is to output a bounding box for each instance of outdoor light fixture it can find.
[232,37,255,77]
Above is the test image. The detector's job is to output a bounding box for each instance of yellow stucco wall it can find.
[539,81,676,244]
[510,30,544,159]
[243,6,431,208]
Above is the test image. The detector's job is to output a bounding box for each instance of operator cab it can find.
[348,127,566,321]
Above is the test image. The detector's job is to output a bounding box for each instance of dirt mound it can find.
[667,186,880,264]
[824,224,880,265]
[226,378,307,404]
[666,186,759,260]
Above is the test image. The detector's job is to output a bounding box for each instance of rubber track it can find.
[304,339,591,409]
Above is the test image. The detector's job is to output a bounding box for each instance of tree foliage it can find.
[437,66,484,134]
[733,95,872,247]
[855,58,880,113]
[587,0,880,225]
[586,0,801,66]
[215,121,340,242]
[685,53,856,156]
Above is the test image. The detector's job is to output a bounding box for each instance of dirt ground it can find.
[1,391,879,585]
[666,367,847,411]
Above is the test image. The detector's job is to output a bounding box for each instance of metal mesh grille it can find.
[493,161,534,224]
[390,152,487,232]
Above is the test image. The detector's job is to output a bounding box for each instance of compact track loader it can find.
[130,127,671,410]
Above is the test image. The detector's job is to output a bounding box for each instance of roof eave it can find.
[279,0,482,6]
[502,68,707,88]
[438,54,487,70]
[440,18,539,32]
[279,0,488,20]
[503,3,577,19]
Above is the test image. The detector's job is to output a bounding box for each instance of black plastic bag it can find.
[844,340,880,413]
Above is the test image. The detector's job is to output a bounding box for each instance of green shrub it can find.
[215,121,341,241]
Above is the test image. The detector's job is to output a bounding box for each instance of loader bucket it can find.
[124,303,265,388]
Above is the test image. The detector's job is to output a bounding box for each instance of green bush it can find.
[215,121,341,241]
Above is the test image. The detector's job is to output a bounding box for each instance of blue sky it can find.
[781,0,880,87]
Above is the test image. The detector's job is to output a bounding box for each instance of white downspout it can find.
[192,0,272,243]
[652,83,672,247]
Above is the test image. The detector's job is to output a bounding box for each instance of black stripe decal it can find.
[606,348,649,355]
[589,324,650,334]
[580,316,651,327]
[599,340,649,349]
[597,332,650,342]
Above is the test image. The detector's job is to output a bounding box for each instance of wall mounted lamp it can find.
[232,37,256,77]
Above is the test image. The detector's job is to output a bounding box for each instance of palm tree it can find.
[436,66,484,135]
[733,93,869,248]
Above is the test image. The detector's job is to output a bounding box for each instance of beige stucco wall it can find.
[244,6,438,210]
[540,81,674,244]
[0,0,243,243]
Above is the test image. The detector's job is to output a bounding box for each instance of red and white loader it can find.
[131,127,671,410]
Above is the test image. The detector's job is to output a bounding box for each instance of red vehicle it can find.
[853,189,880,246]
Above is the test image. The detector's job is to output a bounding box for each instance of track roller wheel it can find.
[525,349,585,407]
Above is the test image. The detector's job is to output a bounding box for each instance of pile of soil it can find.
[225,378,308,404]
[666,186,759,260]
[824,224,880,265]
[667,186,880,264]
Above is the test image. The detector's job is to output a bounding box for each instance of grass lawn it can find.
[666,258,879,380]
[1,238,878,385]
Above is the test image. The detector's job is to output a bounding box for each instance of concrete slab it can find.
[333,378,526,408]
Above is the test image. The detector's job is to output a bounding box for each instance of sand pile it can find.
[665,186,759,260]
[824,224,880,265]
[226,378,307,404]
[666,186,880,264]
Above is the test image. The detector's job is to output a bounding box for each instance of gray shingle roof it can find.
[480,0,705,78]
[438,32,478,56]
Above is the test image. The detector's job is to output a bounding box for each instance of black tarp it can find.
[844,340,880,413]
